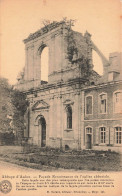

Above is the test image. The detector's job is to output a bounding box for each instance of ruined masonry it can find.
[16,21,122,152]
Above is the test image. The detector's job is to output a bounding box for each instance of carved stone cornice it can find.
[32,100,50,111]
[23,21,65,43]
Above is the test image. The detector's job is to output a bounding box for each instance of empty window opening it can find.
[41,47,49,83]
[93,50,103,75]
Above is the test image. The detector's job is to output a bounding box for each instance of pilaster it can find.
[81,91,85,149]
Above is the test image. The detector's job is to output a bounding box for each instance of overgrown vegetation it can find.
[0,146,121,171]
[64,25,91,78]
[11,90,29,144]
[0,78,13,132]
[0,77,29,145]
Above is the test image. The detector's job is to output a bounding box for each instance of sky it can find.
[0,0,121,84]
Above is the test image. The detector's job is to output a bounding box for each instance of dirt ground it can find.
[0,145,121,171]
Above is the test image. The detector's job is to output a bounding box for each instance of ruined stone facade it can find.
[16,21,122,152]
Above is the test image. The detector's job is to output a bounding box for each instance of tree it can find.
[0,77,29,144]
[11,90,29,143]
[0,77,13,133]
[0,77,15,145]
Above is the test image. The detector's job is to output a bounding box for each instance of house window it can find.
[66,105,72,129]
[115,127,122,144]
[86,96,92,114]
[114,91,122,113]
[99,127,106,143]
[99,94,107,113]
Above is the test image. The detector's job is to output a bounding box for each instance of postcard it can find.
[0,0,122,196]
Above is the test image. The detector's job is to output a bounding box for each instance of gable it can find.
[32,100,49,111]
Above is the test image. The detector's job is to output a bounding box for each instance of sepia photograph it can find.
[0,0,122,195]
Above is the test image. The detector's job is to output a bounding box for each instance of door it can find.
[39,117,46,147]
[41,119,46,147]
[86,134,92,149]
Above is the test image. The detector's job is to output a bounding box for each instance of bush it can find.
[0,132,15,145]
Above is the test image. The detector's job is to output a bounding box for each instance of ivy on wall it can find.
[64,28,92,78]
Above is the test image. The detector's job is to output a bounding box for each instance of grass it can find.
[0,145,121,171]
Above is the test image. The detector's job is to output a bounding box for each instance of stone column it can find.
[56,96,60,138]
[81,91,85,149]
[49,97,54,138]
[48,36,55,83]
[56,94,63,148]
[53,96,57,138]
[24,47,28,80]
[34,47,41,81]
[45,109,49,146]
[32,47,41,88]
[38,123,42,147]
[62,29,69,69]
[77,91,81,150]
[55,35,62,72]
[33,125,39,145]
[73,92,79,149]
[51,35,55,73]
[27,46,34,81]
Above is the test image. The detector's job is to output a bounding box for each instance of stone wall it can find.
[16,21,102,90]
[26,79,84,150]
[15,20,122,152]
[83,82,122,151]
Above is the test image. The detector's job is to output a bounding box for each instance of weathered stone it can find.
[15,20,122,152]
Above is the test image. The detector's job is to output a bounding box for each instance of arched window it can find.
[66,105,72,129]
[40,47,49,83]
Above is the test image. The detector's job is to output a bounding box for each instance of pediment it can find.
[32,100,49,110]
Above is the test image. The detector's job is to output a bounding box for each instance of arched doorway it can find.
[38,116,46,147]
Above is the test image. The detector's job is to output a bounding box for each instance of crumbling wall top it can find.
[23,21,66,43]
